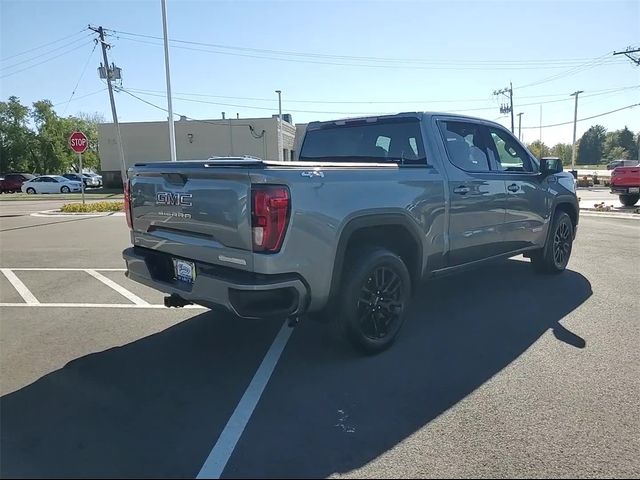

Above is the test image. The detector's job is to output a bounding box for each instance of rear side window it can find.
[300,119,426,164]
[438,121,490,172]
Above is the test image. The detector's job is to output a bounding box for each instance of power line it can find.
[0,29,89,62]
[122,88,487,115]
[122,85,640,116]
[122,84,639,106]
[0,41,94,80]
[521,103,639,129]
[0,34,94,72]
[119,86,639,135]
[61,42,98,115]
[53,88,108,107]
[107,28,626,68]
[516,52,616,89]
[115,87,267,138]
[112,33,623,72]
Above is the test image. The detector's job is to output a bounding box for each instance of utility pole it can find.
[275,90,283,161]
[89,25,127,183]
[161,0,177,161]
[493,83,514,133]
[539,104,542,148]
[509,81,514,134]
[517,112,523,141]
[570,90,584,172]
[613,47,640,66]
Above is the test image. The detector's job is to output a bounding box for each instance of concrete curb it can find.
[579,209,640,220]
[31,209,125,218]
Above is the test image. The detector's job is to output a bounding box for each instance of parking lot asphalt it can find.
[0,213,639,478]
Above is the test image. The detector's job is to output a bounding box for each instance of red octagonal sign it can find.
[69,131,88,154]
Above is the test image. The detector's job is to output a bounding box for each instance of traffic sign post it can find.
[69,131,88,205]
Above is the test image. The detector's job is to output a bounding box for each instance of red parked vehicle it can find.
[610,163,640,206]
[0,173,35,193]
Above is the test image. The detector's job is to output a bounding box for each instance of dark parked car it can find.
[607,159,639,170]
[0,173,35,193]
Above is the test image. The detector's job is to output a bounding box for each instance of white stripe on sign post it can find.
[196,321,293,479]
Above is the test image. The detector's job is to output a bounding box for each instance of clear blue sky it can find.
[1,0,639,146]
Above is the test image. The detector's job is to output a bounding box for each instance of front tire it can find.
[26,187,36,194]
[60,186,70,193]
[531,211,573,274]
[619,194,639,207]
[333,247,411,354]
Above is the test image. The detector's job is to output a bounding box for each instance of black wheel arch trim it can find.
[543,196,579,258]
[328,211,425,304]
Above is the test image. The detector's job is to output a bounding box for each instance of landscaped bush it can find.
[60,201,124,213]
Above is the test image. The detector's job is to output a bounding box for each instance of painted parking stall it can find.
[0,267,206,308]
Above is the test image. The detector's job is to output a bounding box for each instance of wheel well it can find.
[556,202,577,230]
[343,224,421,287]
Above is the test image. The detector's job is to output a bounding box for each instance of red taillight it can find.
[251,185,290,253]
[124,180,133,229]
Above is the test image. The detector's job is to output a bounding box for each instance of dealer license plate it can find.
[173,259,196,283]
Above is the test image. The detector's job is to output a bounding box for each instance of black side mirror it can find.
[541,157,563,175]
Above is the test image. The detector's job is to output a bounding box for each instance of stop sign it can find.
[69,131,88,154]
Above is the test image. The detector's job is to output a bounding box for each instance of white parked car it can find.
[21,175,82,194]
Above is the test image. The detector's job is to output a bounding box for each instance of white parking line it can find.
[0,303,205,309]
[197,321,293,479]
[0,269,39,304]
[85,269,150,306]
[0,267,206,310]
[9,268,127,271]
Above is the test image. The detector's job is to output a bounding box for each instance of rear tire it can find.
[60,186,70,193]
[530,211,573,274]
[26,187,36,194]
[333,247,411,354]
[619,194,639,207]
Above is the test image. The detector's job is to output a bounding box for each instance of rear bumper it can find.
[123,247,309,319]
[611,186,640,195]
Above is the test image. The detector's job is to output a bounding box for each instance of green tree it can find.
[0,96,37,173]
[527,140,550,159]
[603,127,638,160]
[617,126,638,160]
[550,143,572,165]
[603,131,619,159]
[577,125,606,165]
[1,96,103,174]
[31,100,70,173]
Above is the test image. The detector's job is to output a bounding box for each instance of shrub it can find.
[60,201,124,213]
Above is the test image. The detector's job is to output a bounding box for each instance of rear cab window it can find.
[300,118,427,165]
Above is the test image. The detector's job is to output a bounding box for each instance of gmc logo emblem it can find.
[156,192,193,207]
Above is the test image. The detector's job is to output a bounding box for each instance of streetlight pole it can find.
[275,90,283,161]
[517,112,523,141]
[570,90,584,172]
[161,0,177,161]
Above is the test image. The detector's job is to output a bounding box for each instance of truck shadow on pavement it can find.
[0,259,591,478]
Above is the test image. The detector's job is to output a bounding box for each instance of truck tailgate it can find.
[129,164,253,271]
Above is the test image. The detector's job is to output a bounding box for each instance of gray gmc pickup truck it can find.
[123,112,579,353]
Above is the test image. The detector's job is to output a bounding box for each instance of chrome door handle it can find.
[453,186,470,195]
[507,183,519,192]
